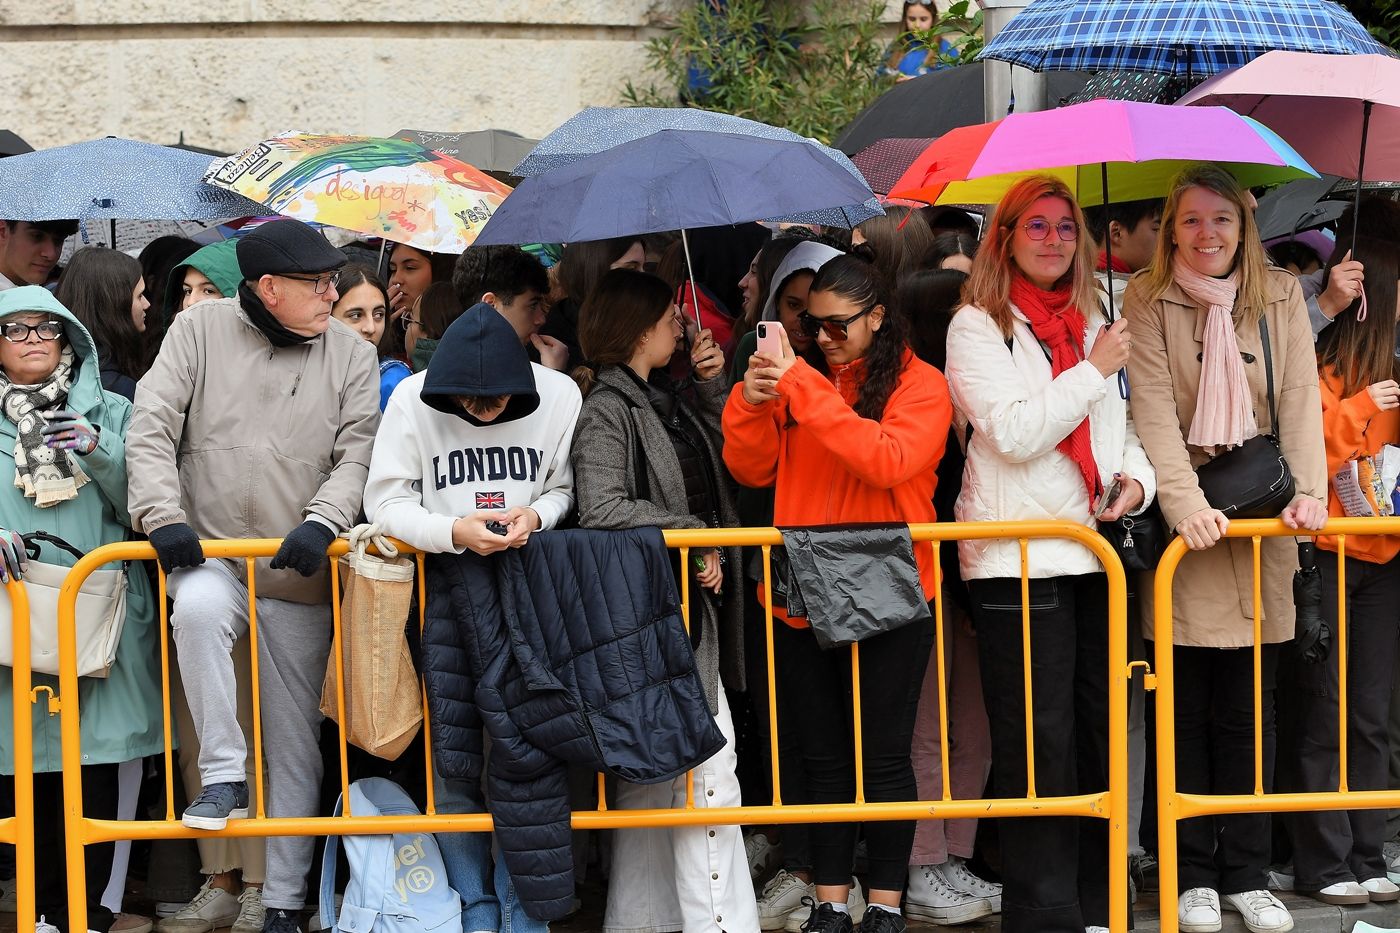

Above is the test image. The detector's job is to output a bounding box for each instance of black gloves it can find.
[270,521,336,577]
[149,523,205,574]
[1294,541,1330,664]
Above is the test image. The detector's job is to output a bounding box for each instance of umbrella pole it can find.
[681,228,702,328]
[110,218,116,250]
[1352,100,1374,251]
[1100,162,1116,320]
[377,237,388,277]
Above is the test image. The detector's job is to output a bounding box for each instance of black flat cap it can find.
[236,219,346,280]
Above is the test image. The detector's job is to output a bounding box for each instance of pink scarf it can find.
[1172,254,1257,449]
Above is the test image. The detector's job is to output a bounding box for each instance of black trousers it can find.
[0,763,120,933]
[1160,642,1279,895]
[969,573,1111,933]
[1291,554,1400,890]
[772,612,931,893]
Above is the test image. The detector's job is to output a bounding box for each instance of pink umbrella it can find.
[1179,51,1400,244]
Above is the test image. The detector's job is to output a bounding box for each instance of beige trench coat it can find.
[1123,267,1326,647]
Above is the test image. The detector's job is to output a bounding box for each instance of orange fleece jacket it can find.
[1317,367,1400,563]
[722,349,952,627]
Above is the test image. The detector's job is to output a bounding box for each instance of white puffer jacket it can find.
[945,301,1157,581]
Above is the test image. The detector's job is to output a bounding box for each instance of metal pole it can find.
[680,229,702,328]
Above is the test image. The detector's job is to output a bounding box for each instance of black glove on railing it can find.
[148,523,205,574]
[270,521,336,577]
[1294,540,1330,664]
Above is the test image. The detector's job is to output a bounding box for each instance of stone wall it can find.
[2,1,912,152]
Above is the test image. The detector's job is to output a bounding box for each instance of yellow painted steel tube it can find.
[4,579,35,933]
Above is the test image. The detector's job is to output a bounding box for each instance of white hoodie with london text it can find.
[363,364,582,553]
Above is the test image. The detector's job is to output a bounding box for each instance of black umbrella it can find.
[833,62,1092,155]
[0,131,33,158]
[1253,174,1347,242]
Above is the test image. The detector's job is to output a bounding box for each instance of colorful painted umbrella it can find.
[1179,51,1400,247]
[204,133,513,253]
[979,0,1390,78]
[887,99,1317,207]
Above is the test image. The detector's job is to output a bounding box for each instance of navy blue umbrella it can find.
[980,0,1392,77]
[476,129,878,246]
[0,136,263,222]
[513,106,882,226]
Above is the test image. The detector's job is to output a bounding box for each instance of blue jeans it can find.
[433,769,549,933]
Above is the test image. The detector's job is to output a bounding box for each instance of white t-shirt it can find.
[363,365,582,553]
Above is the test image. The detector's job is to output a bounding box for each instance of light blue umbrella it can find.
[513,106,883,226]
[980,0,1393,78]
[0,137,263,222]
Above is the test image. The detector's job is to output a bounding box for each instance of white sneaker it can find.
[1179,886,1222,933]
[1222,889,1293,933]
[231,887,265,933]
[1307,881,1368,905]
[36,917,60,933]
[155,879,241,933]
[758,870,812,931]
[905,865,994,925]
[846,877,867,925]
[939,856,1002,911]
[746,832,781,882]
[1362,876,1400,902]
[1087,927,1110,933]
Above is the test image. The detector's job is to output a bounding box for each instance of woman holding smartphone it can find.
[724,247,952,933]
[945,175,1155,933]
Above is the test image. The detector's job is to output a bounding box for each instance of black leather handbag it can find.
[1100,503,1167,572]
[1192,316,1296,519]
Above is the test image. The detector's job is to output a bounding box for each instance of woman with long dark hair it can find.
[724,248,953,933]
[545,236,646,370]
[569,268,754,933]
[55,247,150,401]
[948,174,1155,933]
[1290,196,1400,907]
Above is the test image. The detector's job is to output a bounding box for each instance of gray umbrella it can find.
[392,128,540,174]
[0,131,33,158]
[1254,174,1347,242]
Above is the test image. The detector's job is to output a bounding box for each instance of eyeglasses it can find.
[798,305,875,341]
[1021,219,1080,242]
[281,271,341,294]
[398,315,420,332]
[1,320,62,343]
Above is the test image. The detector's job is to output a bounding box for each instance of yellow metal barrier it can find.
[3,578,36,932]
[52,522,1131,929]
[1154,517,1400,933]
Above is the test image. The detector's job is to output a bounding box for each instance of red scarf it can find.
[1009,275,1102,505]
[1095,252,1131,274]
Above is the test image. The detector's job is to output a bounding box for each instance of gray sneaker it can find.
[231,887,265,933]
[182,782,249,831]
[155,880,240,933]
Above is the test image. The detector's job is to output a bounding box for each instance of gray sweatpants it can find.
[169,560,331,911]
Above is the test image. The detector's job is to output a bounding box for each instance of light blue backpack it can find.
[319,778,463,933]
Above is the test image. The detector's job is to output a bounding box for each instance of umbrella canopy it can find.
[832,62,1091,155]
[1178,51,1400,183]
[1253,173,1347,242]
[852,138,937,196]
[205,133,512,253]
[888,99,1317,206]
[0,131,33,158]
[514,106,882,226]
[0,137,263,222]
[980,0,1391,77]
[475,129,878,246]
[392,128,540,175]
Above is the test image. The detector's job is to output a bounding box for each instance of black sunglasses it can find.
[798,305,875,341]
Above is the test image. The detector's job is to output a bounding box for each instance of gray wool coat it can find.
[570,365,744,710]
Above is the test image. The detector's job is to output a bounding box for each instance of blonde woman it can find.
[1123,163,1327,933]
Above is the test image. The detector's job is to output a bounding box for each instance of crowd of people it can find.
[0,157,1394,933]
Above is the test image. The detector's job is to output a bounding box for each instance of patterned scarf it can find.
[1009,275,1102,505]
[0,346,89,507]
[1171,254,1256,450]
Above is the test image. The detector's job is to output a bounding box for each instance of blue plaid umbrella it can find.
[0,136,262,222]
[513,106,883,226]
[980,0,1393,77]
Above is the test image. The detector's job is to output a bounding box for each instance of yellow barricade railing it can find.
[1154,517,1400,933]
[3,578,36,933]
[48,522,1130,930]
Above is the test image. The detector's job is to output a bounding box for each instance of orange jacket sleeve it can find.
[722,382,782,488]
[1319,371,1383,475]
[778,358,952,489]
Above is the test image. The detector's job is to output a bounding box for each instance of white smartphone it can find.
[756,321,782,358]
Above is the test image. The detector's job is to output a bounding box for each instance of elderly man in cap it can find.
[128,219,379,933]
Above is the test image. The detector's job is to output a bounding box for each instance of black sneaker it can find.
[800,898,855,933]
[181,781,249,830]
[262,908,301,933]
[859,906,908,933]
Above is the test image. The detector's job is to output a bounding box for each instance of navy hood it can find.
[422,302,540,424]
